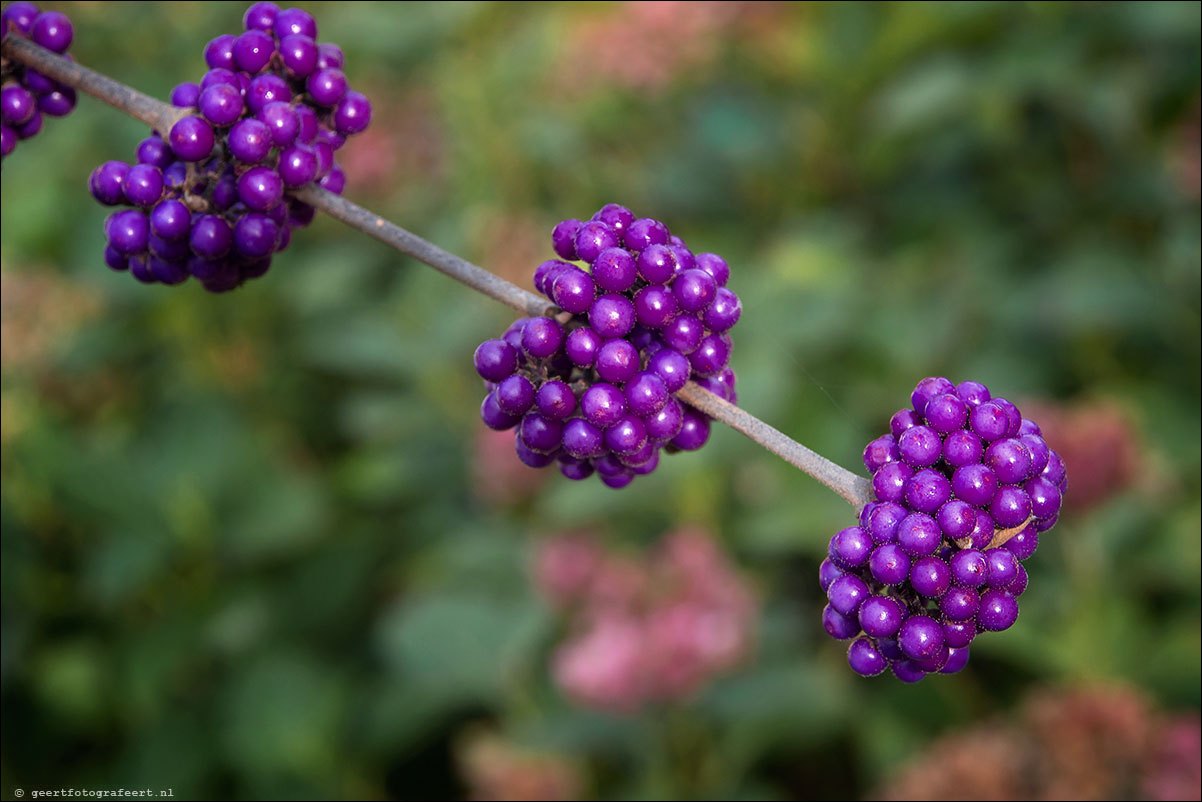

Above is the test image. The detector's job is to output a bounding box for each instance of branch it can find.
[2,35,875,510]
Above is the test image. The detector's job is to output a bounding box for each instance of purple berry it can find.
[940,647,971,674]
[942,620,976,649]
[985,438,1034,485]
[822,605,860,640]
[226,118,271,163]
[333,90,372,135]
[104,209,149,255]
[673,268,717,314]
[645,398,684,442]
[702,287,742,332]
[246,73,291,114]
[550,267,596,315]
[971,401,1010,442]
[233,214,280,258]
[561,418,605,459]
[257,101,300,148]
[977,589,1019,631]
[859,595,905,638]
[636,243,677,284]
[31,10,73,52]
[237,166,284,211]
[644,348,687,394]
[1,86,36,127]
[588,293,636,340]
[956,380,991,407]
[605,415,648,456]
[829,526,873,570]
[863,435,900,473]
[871,461,912,505]
[660,314,704,354]
[898,425,941,468]
[521,317,564,359]
[827,574,870,617]
[595,339,639,384]
[535,380,576,420]
[897,614,944,661]
[189,214,233,259]
[520,413,563,454]
[694,252,730,286]
[866,502,906,544]
[149,199,190,240]
[592,203,635,235]
[1025,476,1062,521]
[688,334,730,377]
[564,326,602,367]
[910,556,951,598]
[910,376,955,417]
[625,372,669,417]
[904,468,952,514]
[869,543,911,585]
[551,219,582,260]
[279,33,318,78]
[198,83,244,127]
[985,548,1019,588]
[670,406,710,451]
[896,513,942,558]
[890,408,922,439]
[952,463,998,507]
[168,116,215,161]
[234,29,275,74]
[306,68,347,107]
[591,247,638,293]
[495,374,536,416]
[274,6,317,39]
[989,485,1032,528]
[949,549,988,587]
[942,429,983,467]
[474,339,519,382]
[1002,523,1038,561]
[623,217,669,252]
[818,558,845,592]
[90,161,129,205]
[848,638,888,676]
[278,144,319,187]
[580,383,626,428]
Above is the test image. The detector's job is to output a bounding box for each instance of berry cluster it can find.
[536,529,755,712]
[88,2,371,291]
[474,204,742,488]
[1,2,76,159]
[821,377,1067,681]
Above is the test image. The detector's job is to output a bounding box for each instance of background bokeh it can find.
[2,2,1199,799]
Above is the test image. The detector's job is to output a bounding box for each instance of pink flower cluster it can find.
[533,528,756,713]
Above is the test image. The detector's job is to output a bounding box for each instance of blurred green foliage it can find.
[1,2,1199,799]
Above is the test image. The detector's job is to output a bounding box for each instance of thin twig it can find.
[293,185,556,318]
[2,35,875,509]
[1,35,184,134]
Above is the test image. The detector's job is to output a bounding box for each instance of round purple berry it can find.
[333,91,372,136]
[847,638,888,677]
[859,595,905,638]
[168,116,215,161]
[977,589,1019,631]
[670,407,710,451]
[910,555,951,598]
[827,574,870,617]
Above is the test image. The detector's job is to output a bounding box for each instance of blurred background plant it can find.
[1,1,1198,799]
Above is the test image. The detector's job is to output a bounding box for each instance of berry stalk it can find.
[1,33,183,135]
[2,33,874,510]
